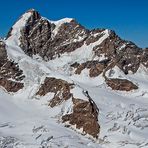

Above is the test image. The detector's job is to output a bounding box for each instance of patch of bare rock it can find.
[36,77,100,138]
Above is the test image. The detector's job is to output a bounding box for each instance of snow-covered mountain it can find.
[0,9,148,148]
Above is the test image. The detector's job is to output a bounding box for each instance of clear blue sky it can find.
[0,0,147,48]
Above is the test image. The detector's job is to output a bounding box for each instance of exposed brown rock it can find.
[75,64,86,75]
[62,96,100,138]
[106,78,138,91]
[0,40,24,92]
[0,78,24,92]
[0,60,25,81]
[4,9,148,141]
[7,9,148,76]
[93,30,143,74]
[36,77,74,107]
[36,77,100,138]
[141,48,148,68]
[89,63,105,77]
[85,29,105,45]
[71,60,108,77]
[70,62,80,68]
[14,10,89,60]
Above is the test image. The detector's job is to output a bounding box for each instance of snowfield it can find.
[0,89,101,148]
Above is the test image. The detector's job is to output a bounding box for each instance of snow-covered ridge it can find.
[7,9,74,44]
[43,17,74,36]
[5,11,33,58]
[7,11,32,43]
[5,10,75,60]
[47,17,73,25]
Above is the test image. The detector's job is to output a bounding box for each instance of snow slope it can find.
[1,60,148,148]
[0,89,102,148]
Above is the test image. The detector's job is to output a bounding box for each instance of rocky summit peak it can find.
[17,8,41,25]
[26,8,37,13]
[26,8,41,20]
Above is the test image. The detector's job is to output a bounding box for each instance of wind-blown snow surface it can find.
[0,89,101,148]
[1,14,148,147]
[1,56,148,148]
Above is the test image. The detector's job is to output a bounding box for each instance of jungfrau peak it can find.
[0,9,148,148]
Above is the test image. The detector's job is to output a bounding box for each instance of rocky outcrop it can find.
[2,9,148,142]
[36,77,74,107]
[85,29,105,45]
[0,78,24,92]
[71,60,109,77]
[141,48,148,68]
[36,77,100,138]
[93,31,143,74]
[0,40,24,92]
[62,97,100,138]
[106,78,138,91]
[7,9,148,78]
[7,9,148,75]
[8,9,89,60]
[19,10,53,58]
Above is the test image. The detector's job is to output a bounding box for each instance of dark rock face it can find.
[7,9,148,76]
[0,78,24,92]
[106,78,138,91]
[93,31,143,74]
[71,60,109,77]
[19,10,53,58]
[141,48,148,68]
[0,40,24,92]
[62,98,100,138]
[36,77,73,107]
[85,29,105,45]
[53,20,89,55]
[12,10,89,60]
[0,41,7,61]
[3,9,148,140]
[36,77,100,138]
[70,30,147,78]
